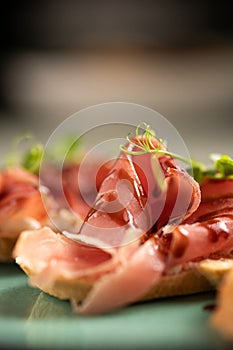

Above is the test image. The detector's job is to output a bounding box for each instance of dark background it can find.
[0,0,232,162]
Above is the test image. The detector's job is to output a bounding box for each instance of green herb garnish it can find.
[210,154,233,179]
[187,159,206,184]
[120,123,193,166]
[22,143,44,174]
[4,133,83,175]
[5,133,43,174]
[120,123,233,184]
[189,154,233,182]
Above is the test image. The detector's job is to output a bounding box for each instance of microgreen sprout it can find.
[119,123,233,184]
[120,123,191,165]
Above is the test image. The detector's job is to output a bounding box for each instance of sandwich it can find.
[12,124,233,314]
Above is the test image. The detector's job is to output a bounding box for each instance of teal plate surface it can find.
[0,262,232,350]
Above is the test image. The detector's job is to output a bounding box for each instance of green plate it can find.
[0,262,232,350]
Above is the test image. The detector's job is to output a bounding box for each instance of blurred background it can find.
[0,0,232,163]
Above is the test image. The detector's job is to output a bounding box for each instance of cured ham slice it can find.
[185,178,233,224]
[40,160,111,220]
[161,177,233,269]
[0,167,51,261]
[0,167,47,222]
[14,227,165,314]
[78,156,149,248]
[128,145,201,230]
[161,215,233,270]
[73,238,165,315]
[201,178,233,200]
[14,227,116,288]
[79,136,201,247]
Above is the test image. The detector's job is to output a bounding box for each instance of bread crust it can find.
[143,268,213,300]
[22,262,218,304]
[0,237,16,262]
[0,217,42,262]
[15,232,232,306]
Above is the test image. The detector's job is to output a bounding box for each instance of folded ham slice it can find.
[14,227,165,314]
[0,167,51,261]
[184,178,233,224]
[161,176,233,269]
[162,216,233,270]
[78,136,201,248]
[72,238,165,315]
[14,227,116,286]
[0,167,46,222]
[40,160,111,220]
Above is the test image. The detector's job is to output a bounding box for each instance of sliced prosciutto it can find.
[0,167,52,261]
[161,216,233,270]
[0,166,50,224]
[184,177,233,224]
[40,160,111,220]
[126,140,201,230]
[14,227,165,314]
[78,155,149,248]
[78,135,201,247]
[14,227,118,300]
[161,176,233,269]
[73,238,165,315]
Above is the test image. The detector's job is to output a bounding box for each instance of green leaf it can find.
[212,154,233,177]
[4,133,35,169]
[4,132,83,175]
[22,143,44,174]
[188,159,206,184]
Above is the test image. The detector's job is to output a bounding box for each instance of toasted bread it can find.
[17,256,233,305]
[0,237,17,261]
